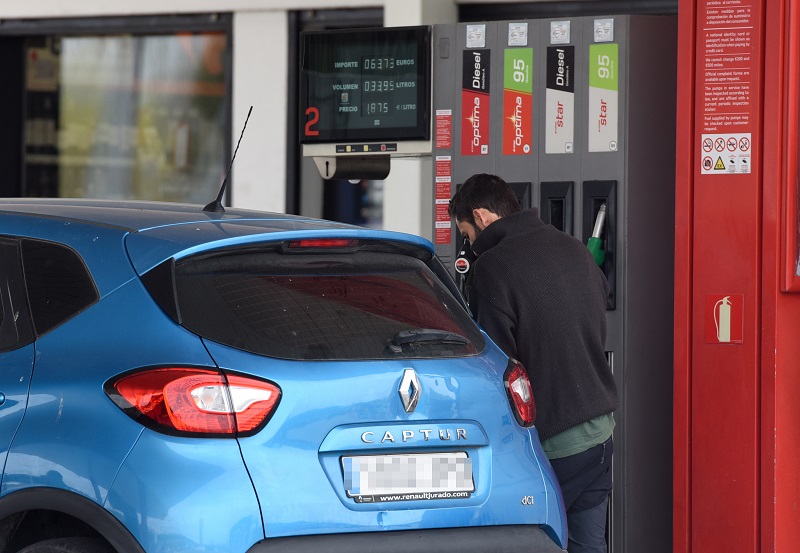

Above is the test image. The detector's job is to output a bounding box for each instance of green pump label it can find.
[503,48,532,92]
[588,43,619,152]
[589,43,618,90]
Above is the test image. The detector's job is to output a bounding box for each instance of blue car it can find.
[0,199,566,553]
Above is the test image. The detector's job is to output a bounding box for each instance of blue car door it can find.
[0,238,36,482]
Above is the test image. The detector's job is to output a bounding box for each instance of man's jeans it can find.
[548,437,613,553]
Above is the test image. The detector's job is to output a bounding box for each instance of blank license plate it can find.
[342,452,474,503]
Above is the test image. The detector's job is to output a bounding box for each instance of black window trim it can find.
[0,236,35,352]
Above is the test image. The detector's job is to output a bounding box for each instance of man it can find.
[448,173,618,553]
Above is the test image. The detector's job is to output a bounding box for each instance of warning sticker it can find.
[699,0,755,177]
[435,110,452,150]
[700,133,751,174]
[434,157,452,245]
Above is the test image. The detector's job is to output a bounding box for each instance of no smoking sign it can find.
[700,132,752,175]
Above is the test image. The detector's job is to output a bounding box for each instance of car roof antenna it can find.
[203,105,253,213]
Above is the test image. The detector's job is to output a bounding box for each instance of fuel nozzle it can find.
[586,203,607,267]
[454,237,475,305]
[455,237,474,278]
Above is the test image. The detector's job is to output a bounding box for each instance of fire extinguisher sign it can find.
[705,294,744,344]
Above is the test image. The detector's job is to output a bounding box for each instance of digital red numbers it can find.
[304,107,320,136]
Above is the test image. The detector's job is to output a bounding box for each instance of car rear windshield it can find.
[172,250,485,360]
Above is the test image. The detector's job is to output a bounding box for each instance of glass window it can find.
[21,239,98,336]
[23,32,229,203]
[170,250,484,360]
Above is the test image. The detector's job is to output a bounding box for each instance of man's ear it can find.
[472,208,498,230]
[472,208,486,230]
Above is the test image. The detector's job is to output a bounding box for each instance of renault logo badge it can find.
[398,369,421,413]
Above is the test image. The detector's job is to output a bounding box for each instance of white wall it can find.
[382,0,457,238]
[230,11,287,212]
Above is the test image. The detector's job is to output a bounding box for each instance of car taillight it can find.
[504,360,535,427]
[105,368,281,437]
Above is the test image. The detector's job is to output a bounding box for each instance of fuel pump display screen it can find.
[299,26,431,144]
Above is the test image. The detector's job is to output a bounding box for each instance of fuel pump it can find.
[431,16,677,553]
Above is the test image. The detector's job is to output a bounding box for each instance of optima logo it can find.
[512,96,524,149]
[471,96,482,147]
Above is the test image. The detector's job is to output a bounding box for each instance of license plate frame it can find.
[341,451,474,503]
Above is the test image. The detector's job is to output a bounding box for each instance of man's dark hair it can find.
[448,173,521,225]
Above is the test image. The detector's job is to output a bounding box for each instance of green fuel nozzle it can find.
[587,203,607,267]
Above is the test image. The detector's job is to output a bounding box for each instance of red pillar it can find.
[675,0,800,551]
[762,1,800,551]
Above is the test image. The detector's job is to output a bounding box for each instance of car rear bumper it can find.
[247,525,565,552]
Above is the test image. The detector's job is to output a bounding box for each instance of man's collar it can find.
[471,209,542,257]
